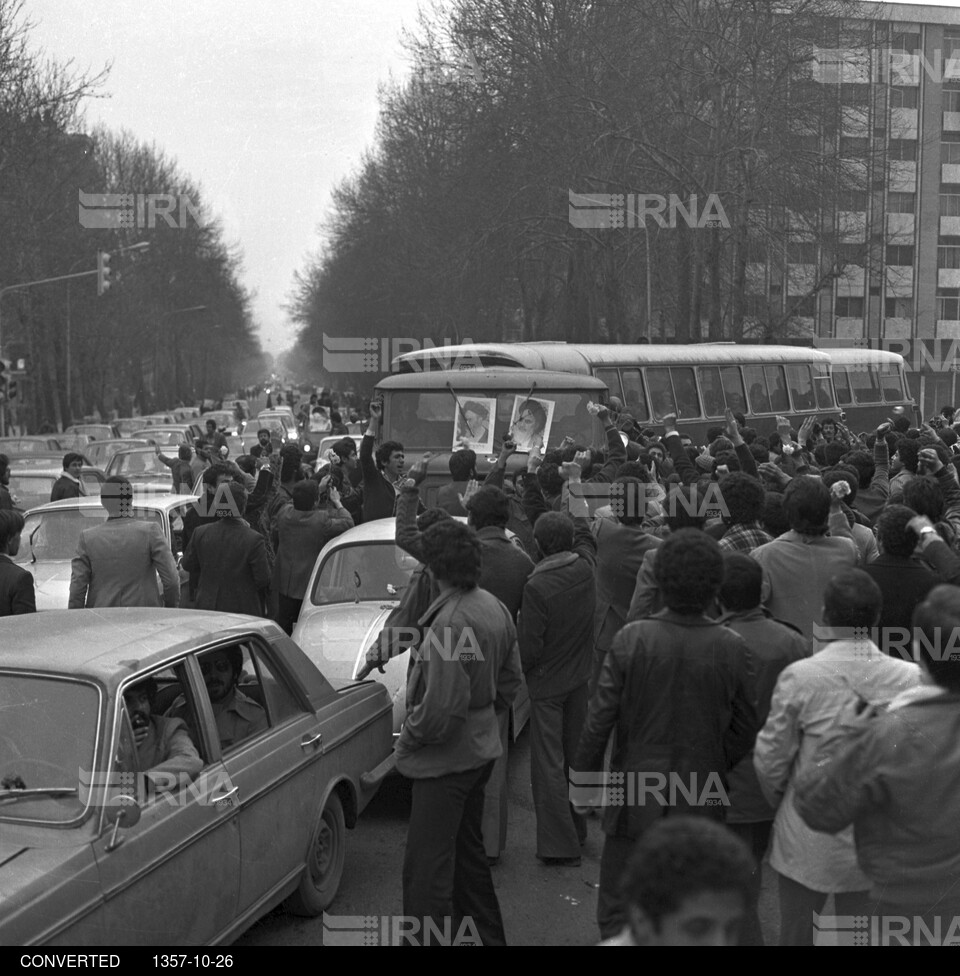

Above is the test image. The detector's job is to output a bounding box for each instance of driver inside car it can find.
[123,678,202,787]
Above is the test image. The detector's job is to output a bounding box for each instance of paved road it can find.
[235,725,790,946]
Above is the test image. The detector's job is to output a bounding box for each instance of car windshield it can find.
[0,438,60,455]
[109,452,169,478]
[0,674,99,824]
[8,474,56,510]
[139,430,182,446]
[384,390,599,451]
[311,542,420,605]
[13,508,165,563]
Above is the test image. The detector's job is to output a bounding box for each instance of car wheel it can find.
[285,792,346,916]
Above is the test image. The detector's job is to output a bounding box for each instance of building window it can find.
[885,297,912,318]
[890,31,921,54]
[941,194,960,217]
[937,295,960,320]
[886,245,914,266]
[838,242,866,264]
[888,139,917,161]
[839,189,868,211]
[939,245,960,270]
[888,191,915,213]
[942,142,960,165]
[840,83,870,105]
[836,297,865,317]
[945,91,960,114]
[788,242,818,263]
[944,36,960,60]
[890,87,919,109]
[840,136,870,157]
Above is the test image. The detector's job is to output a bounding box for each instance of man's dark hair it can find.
[213,481,247,517]
[822,466,859,504]
[420,520,481,588]
[712,450,740,473]
[876,504,920,559]
[619,817,754,933]
[733,412,746,428]
[375,440,403,470]
[178,444,192,462]
[739,426,757,445]
[896,438,920,474]
[654,529,724,613]
[942,428,959,450]
[0,509,25,549]
[902,477,945,522]
[664,484,706,531]
[417,507,452,532]
[537,461,564,499]
[101,476,134,517]
[465,485,510,530]
[235,454,257,475]
[201,462,233,489]
[822,441,846,467]
[533,511,575,556]
[718,472,764,525]
[823,569,882,629]
[942,405,956,420]
[912,585,960,692]
[205,418,217,429]
[782,477,830,536]
[203,646,242,678]
[719,553,763,612]
[748,443,769,467]
[843,451,876,490]
[257,427,272,438]
[0,453,9,478]
[449,449,477,482]
[292,479,319,511]
[706,425,725,444]
[128,676,158,705]
[892,415,911,434]
[332,437,357,461]
[62,452,85,470]
[761,491,789,537]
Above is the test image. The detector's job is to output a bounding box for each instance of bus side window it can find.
[620,369,649,421]
[813,364,836,409]
[833,367,852,405]
[786,364,816,411]
[849,365,882,403]
[743,366,770,413]
[880,365,904,402]
[697,367,726,417]
[720,367,747,415]
[670,367,701,418]
[647,368,676,420]
[595,368,623,403]
[765,366,789,412]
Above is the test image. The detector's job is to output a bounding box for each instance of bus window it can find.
[620,369,649,422]
[697,367,726,417]
[743,366,770,413]
[849,366,882,403]
[833,367,852,405]
[720,367,747,415]
[388,393,455,447]
[647,368,676,420]
[880,365,905,402]
[765,366,789,412]
[813,363,835,409]
[786,364,817,411]
[670,368,702,418]
[594,368,623,402]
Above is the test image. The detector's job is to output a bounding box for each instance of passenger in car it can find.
[170,648,267,750]
[124,678,202,786]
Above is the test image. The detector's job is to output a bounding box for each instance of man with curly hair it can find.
[574,529,758,939]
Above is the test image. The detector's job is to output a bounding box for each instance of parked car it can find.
[0,609,393,945]
[5,452,78,470]
[84,439,151,470]
[104,447,179,492]
[291,518,531,739]
[140,412,178,426]
[116,418,152,437]
[258,411,299,444]
[6,467,105,510]
[13,494,198,609]
[65,424,121,440]
[0,436,63,456]
[172,406,201,421]
[137,426,195,448]
[202,410,245,436]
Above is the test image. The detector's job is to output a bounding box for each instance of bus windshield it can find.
[385,390,600,451]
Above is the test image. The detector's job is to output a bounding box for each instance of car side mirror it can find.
[104,794,141,852]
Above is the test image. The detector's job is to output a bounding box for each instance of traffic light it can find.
[7,376,17,401]
[0,358,7,404]
[97,250,112,295]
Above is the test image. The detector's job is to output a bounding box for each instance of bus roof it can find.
[821,348,906,367]
[393,342,835,372]
[376,368,607,390]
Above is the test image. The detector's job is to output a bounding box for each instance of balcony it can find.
[888,160,916,192]
[836,265,865,296]
[937,321,960,339]
[890,108,918,139]
[885,265,914,296]
[883,317,912,339]
[886,213,915,241]
[941,216,960,236]
[938,268,960,288]
[835,318,865,339]
[945,112,960,133]
[841,106,869,137]
[841,158,868,184]
[787,264,817,294]
[942,164,960,185]
[838,211,867,242]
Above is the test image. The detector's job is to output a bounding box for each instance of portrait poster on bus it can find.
[508,395,555,453]
[452,396,496,453]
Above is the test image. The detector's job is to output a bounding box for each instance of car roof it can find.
[323,516,418,545]
[0,609,282,685]
[24,494,200,516]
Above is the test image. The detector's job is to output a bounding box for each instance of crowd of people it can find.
[4,394,960,945]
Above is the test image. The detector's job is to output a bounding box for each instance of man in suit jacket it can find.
[69,477,180,609]
[51,453,87,502]
[182,482,271,615]
[0,510,36,615]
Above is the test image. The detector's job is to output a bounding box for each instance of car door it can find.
[93,661,241,946]
[210,639,329,914]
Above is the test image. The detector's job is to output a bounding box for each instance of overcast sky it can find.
[23,0,952,357]
[26,0,430,356]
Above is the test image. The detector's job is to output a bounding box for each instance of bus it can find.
[393,342,916,440]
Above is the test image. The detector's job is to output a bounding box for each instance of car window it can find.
[13,509,165,564]
[246,642,302,728]
[311,541,419,605]
[0,673,100,825]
